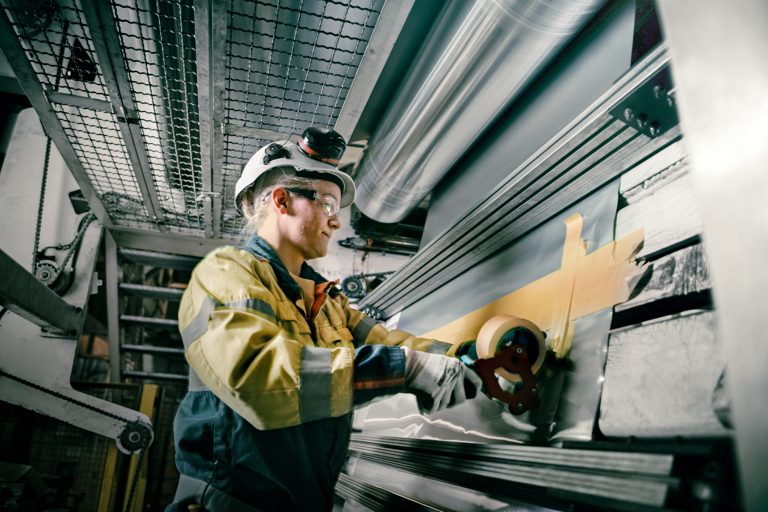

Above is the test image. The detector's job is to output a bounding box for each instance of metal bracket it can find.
[196,190,222,202]
[471,344,540,415]
[609,67,678,139]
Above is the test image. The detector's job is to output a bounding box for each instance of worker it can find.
[165,127,483,512]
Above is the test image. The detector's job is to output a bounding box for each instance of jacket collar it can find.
[242,235,339,300]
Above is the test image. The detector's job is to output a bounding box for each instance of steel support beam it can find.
[655,2,768,510]
[80,0,167,229]
[105,230,122,383]
[109,226,235,257]
[119,284,184,302]
[120,315,179,330]
[121,345,185,355]
[0,248,82,335]
[117,248,201,271]
[333,0,415,142]
[0,9,112,227]
[194,0,214,238]
[211,0,227,238]
[122,370,187,382]
[47,91,113,113]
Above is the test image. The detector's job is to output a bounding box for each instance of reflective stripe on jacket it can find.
[171,235,457,511]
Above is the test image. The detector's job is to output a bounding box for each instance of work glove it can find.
[402,347,483,414]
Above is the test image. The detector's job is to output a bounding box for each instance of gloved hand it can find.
[402,347,483,414]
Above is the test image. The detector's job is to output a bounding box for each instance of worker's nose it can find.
[328,213,341,230]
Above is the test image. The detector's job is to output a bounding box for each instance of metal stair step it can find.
[120,315,179,330]
[118,248,201,271]
[121,344,185,356]
[120,283,185,301]
[122,370,188,382]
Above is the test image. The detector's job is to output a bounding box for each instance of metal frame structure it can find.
[0,223,153,452]
[0,0,401,250]
[359,44,678,318]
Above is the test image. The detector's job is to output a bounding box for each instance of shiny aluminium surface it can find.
[354,0,606,223]
[358,43,674,319]
[356,178,620,443]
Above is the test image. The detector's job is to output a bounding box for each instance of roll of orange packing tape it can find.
[476,315,547,382]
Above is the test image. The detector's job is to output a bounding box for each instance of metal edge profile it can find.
[194,0,214,238]
[0,8,113,227]
[358,43,671,317]
[81,0,168,229]
[333,0,416,142]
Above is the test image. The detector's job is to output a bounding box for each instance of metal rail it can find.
[359,44,674,318]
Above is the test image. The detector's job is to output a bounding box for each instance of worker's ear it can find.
[271,188,289,215]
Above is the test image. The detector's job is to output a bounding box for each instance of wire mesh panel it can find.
[3,0,385,239]
[0,0,158,228]
[0,387,139,511]
[111,0,204,234]
[55,103,156,226]
[219,0,385,236]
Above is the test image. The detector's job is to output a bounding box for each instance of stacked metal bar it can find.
[358,44,680,318]
[336,473,453,512]
[348,434,679,509]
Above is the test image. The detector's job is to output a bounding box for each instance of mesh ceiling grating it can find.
[111,0,204,233]
[220,0,383,236]
[2,0,383,238]
[2,0,153,228]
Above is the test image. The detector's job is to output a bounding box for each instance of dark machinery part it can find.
[610,67,677,139]
[340,271,395,300]
[470,344,540,415]
[117,421,154,454]
[262,142,290,165]
[341,276,366,299]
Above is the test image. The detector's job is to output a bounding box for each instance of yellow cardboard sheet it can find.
[421,218,645,350]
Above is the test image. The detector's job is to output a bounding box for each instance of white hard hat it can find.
[234,137,355,215]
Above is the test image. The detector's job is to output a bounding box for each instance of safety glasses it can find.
[284,188,340,217]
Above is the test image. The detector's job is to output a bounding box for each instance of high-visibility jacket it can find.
[168,235,457,512]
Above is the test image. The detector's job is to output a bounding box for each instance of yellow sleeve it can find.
[338,293,463,356]
[178,247,354,430]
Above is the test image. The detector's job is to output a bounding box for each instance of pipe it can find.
[354,0,606,223]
